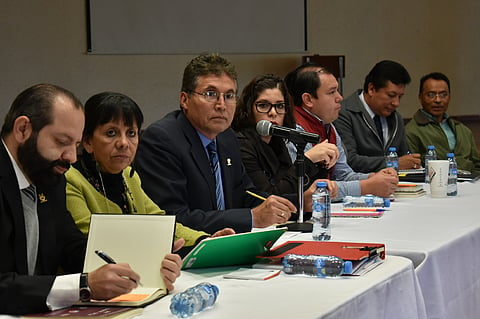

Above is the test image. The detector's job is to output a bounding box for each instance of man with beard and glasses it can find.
[0,84,182,315]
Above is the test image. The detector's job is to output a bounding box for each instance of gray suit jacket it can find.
[334,89,409,173]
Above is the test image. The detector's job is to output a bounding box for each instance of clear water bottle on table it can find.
[170,282,219,318]
[311,181,331,241]
[282,254,352,278]
[424,145,437,183]
[446,152,458,196]
[386,147,399,172]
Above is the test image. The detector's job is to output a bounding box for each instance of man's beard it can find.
[17,133,71,186]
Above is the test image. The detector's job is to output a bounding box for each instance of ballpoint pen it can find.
[95,250,143,286]
[95,250,116,264]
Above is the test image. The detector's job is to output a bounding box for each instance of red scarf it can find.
[294,106,336,145]
[294,106,337,178]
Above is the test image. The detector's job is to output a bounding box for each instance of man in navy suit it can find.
[136,54,297,234]
[0,84,181,315]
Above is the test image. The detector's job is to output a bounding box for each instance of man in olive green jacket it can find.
[405,72,480,175]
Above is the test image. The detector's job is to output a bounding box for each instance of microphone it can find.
[256,120,319,144]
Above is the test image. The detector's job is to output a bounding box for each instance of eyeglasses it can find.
[188,90,237,105]
[254,102,288,114]
[425,91,449,99]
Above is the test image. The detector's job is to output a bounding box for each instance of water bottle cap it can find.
[427,145,435,150]
[388,147,397,152]
[316,181,327,187]
[343,260,353,274]
[384,198,391,207]
[446,152,454,158]
[211,284,220,296]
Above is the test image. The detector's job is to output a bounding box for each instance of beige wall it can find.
[0,0,479,127]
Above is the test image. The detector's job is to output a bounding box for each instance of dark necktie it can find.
[373,115,384,144]
[206,141,225,210]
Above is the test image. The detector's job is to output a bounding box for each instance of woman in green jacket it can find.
[65,92,233,255]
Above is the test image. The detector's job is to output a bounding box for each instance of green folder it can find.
[182,228,287,269]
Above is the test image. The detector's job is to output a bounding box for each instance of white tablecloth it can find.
[288,181,480,319]
[1,257,423,319]
[4,183,477,319]
[141,256,425,319]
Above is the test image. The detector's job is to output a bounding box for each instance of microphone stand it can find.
[280,140,313,232]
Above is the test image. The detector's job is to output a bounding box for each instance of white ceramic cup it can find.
[428,160,449,198]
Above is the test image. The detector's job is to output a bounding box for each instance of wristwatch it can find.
[79,272,91,301]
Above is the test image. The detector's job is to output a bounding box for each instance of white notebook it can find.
[81,214,176,307]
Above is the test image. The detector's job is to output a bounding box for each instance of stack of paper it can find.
[398,168,425,183]
[394,183,426,198]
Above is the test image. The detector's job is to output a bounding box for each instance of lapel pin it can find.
[39,194,48,204]
[226,158,232,166]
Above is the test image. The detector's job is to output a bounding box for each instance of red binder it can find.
[259,241,385,261]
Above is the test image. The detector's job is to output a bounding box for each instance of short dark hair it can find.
[181,53,238,94]
[363,60,411,92]
[232,74,295,131]
[1,83,83,138]
[284,62,333,106]
[419,72,451,95]
[83,92,144,141]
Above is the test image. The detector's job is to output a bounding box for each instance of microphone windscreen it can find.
[256,120,272,136]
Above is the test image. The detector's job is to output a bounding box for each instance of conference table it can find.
[142,256,424,319]
[141,181,480,319]
[327,181,480,319]
[274,180,479,319]
[0,257,423,319]
[3,182,478,319]
[162,182,480,319]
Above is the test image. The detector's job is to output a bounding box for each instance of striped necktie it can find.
[21,184,38,275]
[22,184,36,202]
[206,141,225,210]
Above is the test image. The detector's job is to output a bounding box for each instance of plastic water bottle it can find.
[282,254,353,278]
[343,195,390,208]
[386,147,399,171]
[311,181,331,241]
[424,145,437,183]
[446,153,458,196]
[170,282,219,318]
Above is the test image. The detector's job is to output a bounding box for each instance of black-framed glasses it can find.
[254,102,288,114]
[188,90,237,105]
[425,91,449,99]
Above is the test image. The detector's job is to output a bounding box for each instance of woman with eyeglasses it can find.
[232,74,339,197]
[65,92,234,258]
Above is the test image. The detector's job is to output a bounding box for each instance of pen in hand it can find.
[246,190,298,215]
[95,250,142,286]
[95,250,116,264]
[246,190,267,201]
